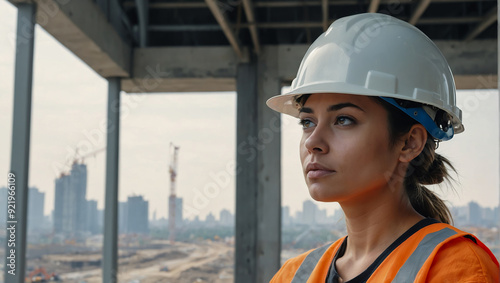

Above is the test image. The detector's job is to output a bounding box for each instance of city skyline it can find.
[0,2,499,221]
[1,187,497,231]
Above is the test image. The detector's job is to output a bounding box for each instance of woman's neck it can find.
[339,183,424,260]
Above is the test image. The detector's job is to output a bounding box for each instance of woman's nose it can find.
[304,126,329,154]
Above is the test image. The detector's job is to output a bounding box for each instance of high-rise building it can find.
[28,187,45,232]
[295,211,303,224]
[97,209,104,232]
[53,163,88,234]
[206,212,216,226]
[220,209,233,226]
[282,206,291,226]
[303,200,317,225]
[468,201,482,226]
[53,174,69,233]
[193,215,201,225]
[71,163,88,232]
[316,208,327,224]
[0,186,7,229]
[494,206,499,229]
[483,207,495,226]
[119,201,128,234]
[86,200,99,234]
[450,205,468,226]
[175,197,183,227]
[127,195,149,234]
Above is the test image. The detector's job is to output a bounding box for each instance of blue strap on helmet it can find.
[379,97,454,141]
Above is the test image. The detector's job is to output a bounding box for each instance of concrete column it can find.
[235,48,281,283]
[135,0,149,47]
[256,47,282,282]
[103,77,121,283]
[235,61,258,282]
[497,6,500,244]
[235,50,282,283]
[4,4,36,283]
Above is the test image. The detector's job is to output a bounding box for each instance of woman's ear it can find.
[399,124,427,163]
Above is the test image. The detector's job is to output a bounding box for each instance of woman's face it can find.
[299,93,402,203]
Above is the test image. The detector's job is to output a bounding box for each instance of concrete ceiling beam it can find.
[242,0,261,54]
[122,46,246,93]
[409,0,432,25]
[123,40,496,93]
[144,16,484,32]
[9,0,131,78]
[368,0,381,13]
[122,0,493,9]
[464,6,497,41]
[204,0,244,59]
[322,0,329,31]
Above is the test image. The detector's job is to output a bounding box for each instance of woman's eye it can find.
[299,119,316,129]
[336,116,355,126]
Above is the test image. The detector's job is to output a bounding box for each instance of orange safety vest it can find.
[271,222,499,282]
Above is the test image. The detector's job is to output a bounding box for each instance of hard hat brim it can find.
[266,82,464,135]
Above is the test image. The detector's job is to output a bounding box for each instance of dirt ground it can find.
[21,241,233,283]
[34,242,234,283]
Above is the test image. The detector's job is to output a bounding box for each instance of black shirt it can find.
[325,218,439,283]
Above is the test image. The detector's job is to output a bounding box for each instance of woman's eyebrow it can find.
[298,107,313,113]
[299,103,365,114]
[328,103,365,112]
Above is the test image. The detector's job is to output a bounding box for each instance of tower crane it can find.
[74,147,106,164]
[168,143,180,243]
[58,147,106,178]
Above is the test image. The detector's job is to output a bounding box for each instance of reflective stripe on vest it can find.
[290,227,458,282]
[291,243,331,283]
[393,227,457,282]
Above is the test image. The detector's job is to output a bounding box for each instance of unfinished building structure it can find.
[4,0,498,282]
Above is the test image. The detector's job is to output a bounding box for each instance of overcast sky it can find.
[1,2,499,220]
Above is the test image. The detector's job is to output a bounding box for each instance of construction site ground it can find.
[5,241,233,283]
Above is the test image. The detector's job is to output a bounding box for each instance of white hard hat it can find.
[267,13,464,141]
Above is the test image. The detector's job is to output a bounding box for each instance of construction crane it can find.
[74,147,106,164]
[57,147,106,178]
[168,143,180,243]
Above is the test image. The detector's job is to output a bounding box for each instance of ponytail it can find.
[405,139,455,224]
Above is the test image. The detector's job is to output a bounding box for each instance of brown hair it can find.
[376,97,455,224]
[295,94,455,224]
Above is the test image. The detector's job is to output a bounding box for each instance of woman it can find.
[267,13,499,282]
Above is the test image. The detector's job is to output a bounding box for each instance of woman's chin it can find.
[308,186,339,202]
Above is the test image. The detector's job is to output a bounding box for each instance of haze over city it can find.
[0,1,499,222]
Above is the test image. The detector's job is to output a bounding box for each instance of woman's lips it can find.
[305,163,336,179]
[307,169,336,179]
